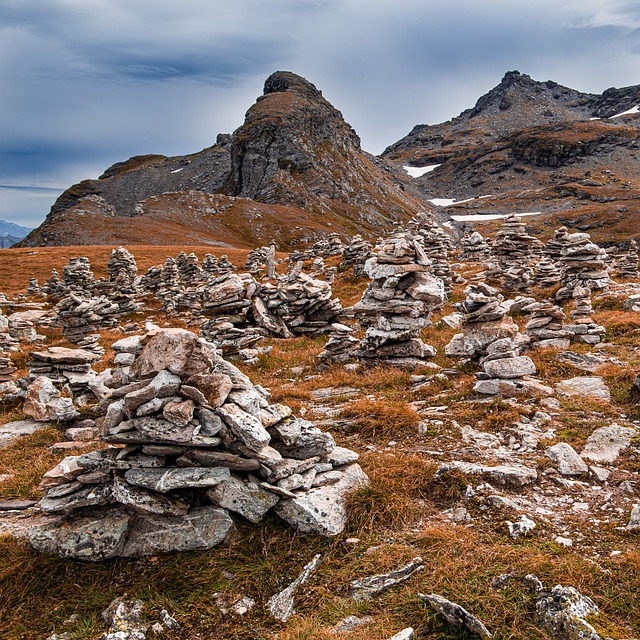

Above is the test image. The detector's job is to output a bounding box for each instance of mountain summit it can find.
[20,71,427,247]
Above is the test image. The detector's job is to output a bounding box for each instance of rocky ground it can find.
[1,242,640,640]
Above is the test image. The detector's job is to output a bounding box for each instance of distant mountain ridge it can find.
[19,71,430,248]
[0,220,32,247]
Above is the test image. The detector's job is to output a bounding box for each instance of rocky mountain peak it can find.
[263,71,323,101]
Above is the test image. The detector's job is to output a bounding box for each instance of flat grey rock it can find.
[483,355,536,379]
[555,376,611,402]
[0,419,46,448]
[207,476,279,522]
[124,467,230,492]
[546,443,588,476]
[274,463,368,536]
[581,424,638,463]
[418,593,492,639]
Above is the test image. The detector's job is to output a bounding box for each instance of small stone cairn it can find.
[532,256,563,289]
[521,300,570,349]
[0,352,18,395]
[350,232,446,369]
[617,239,639,279]
[54,293,121,345]
[340,235,374,277]
[565,286,606,345]
[543,226,570,261]
[446,284,551,397]
[317,322,359,365]
[460,231,491,262]
[29,329,367,560]
[555,232,612,302]
[21,346,103,403]
[410,215,454,296]
[217,255,236,274]
[106,247,138,291]
[244,247,269,274]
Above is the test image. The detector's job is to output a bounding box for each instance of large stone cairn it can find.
[42,257,95,299]
[617,239,639,279]
[555,232,612,302]
[351,232,446,369]
[460,231,491,262]
[488,214,543,291]
[217,255,236,274]
[565,286,606,345]
[340,235,374,277]
[446,284,550,397]
[29,329,367,560]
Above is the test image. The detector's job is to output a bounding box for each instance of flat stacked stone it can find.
[617,239,639,279]
[29,329,367,560]
[489,214,543,291]
[199,321,269,365]
[41,269,61,296]
[22,346,102,403]
[308,234,344,258]
[317,323,359,364]
[445,284,551,397]
[340,235,374,277]
[0,352,18,395]
[26,278,41,296]
[521,300,570,349]
[532,256,563,289]
[310,257,325,277]
[51,257,95,298]
[555,232,612,302]
[350,232,446,369]
[9,318,37,342]
[460,232,491,262]
[565,286,606,345]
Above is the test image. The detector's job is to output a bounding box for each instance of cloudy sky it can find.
[2,0,640,229]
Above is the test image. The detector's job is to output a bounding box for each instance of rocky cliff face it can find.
[20,72,429,248]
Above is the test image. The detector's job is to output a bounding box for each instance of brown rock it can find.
[187,373,233,407]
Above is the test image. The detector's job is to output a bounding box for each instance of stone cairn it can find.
[42,257,95,299]
[487,214,542,291]
[566,286,606,345]
[446,283,551,397]
[202,253,220,276]
[244,247,269,274]
[410,214,454,296]
[543,226,570,262]
[350,232,446,369]
[532,256,563,289]
[106,247,138,291]
[555,232,612,302]
[20,346,103,406]
[460,231,491,262]
[617,239,639,279]
[0,351,18,395]
[54,294,121,348]
[217,255,236,274]
[29,329,367,561]
[521,300,569,350]
[340,235,374,277]
[317,322,359,365]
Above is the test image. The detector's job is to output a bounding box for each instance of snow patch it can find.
[609,105,640,118]
[429,194,494,207]
[451,211,543,222]
[170,168,184,174]
[403,164,441,178]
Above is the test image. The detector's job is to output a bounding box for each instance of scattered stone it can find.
[348,557,424,601]
[0,419,47,448]
[418,593,492,639]
[506,515,536,538]
[625,504,640,530]
[546,443,588,476]
[332,615,374,634]
[581,424,638,463]
[267,553,322,622]
[555,377,611,402]
[23,376,79,422]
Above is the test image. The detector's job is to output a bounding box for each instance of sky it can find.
[2,0,640,230]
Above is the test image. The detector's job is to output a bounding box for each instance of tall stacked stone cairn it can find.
[460,231,491,262]
[486,214,543,291]
[27,278,41,296]
[410,214,454,296]
[54,293,120,346]
[29,328,368,560]
[106,247,138,292]
[446,283,552,397]
[555,232,612,302]
[617,239,639,279]
[42,257,95,299]
[532,256,563,289]
[202,253,220,275]
[244,247,269,274]
[350,232,446,369]
[0,310,18,395]
[340,235,374,277]
[521,300,570,349]
[565,286,606,345]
